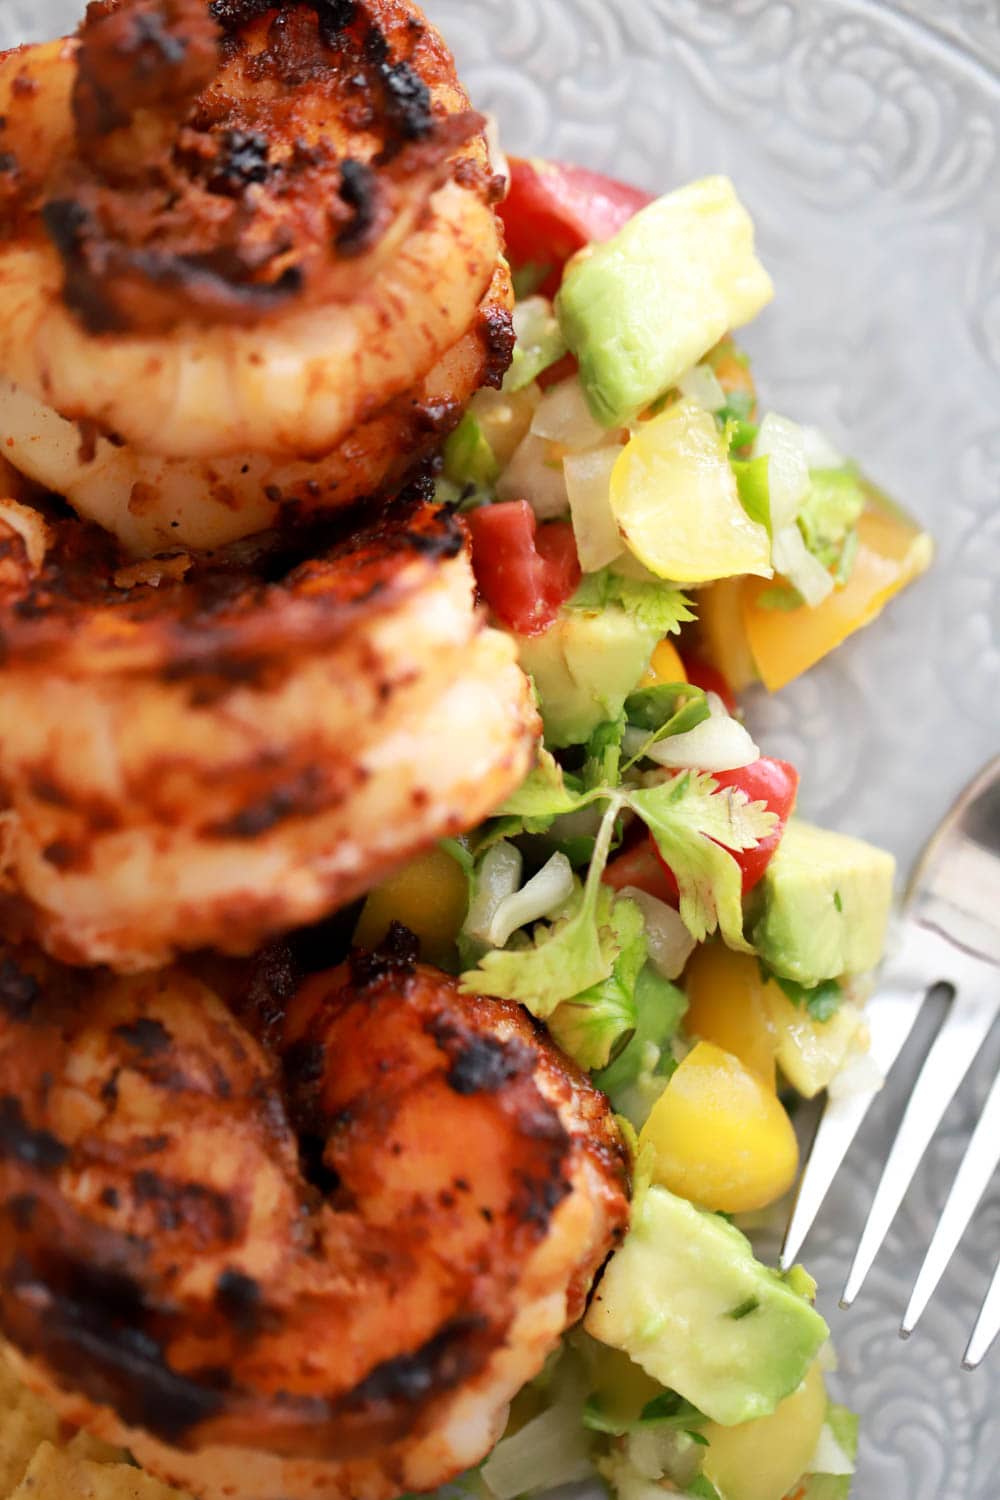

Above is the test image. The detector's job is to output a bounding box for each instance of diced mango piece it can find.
[701,1360,828,1500]
[684,943,777,1089]
[353,846,468,967]
[640,637,688,688]
[639,1041,799,1213]
[743,494,933,692]
[697,575,759,694]
[612,400,772,584]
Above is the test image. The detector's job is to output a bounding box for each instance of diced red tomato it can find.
[501,158,653,297]
[682,654,738,714]
[653,757,800,897]
[466,500,581,637]
[604,836,678,906]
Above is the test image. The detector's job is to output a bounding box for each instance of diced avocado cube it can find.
[556,176,773,429]
[517,605,660,748]
[585,1184,828,1426]
[751,819,895,987]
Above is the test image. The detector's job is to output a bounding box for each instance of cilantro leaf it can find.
[583,715,626,792]
[624,683,708,734]
[686,1477,724,1500]
[462,798,625,1016]
[622,684,710,769]
[547,896,646,1070]
[762,964,844,1023]
[594,966,687,1127]
[628,772,777,949]
[497,747,587,825]
[568,568,696,637]
[797,466,866,583]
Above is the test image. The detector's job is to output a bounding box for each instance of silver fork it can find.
[780,757,1000,1366]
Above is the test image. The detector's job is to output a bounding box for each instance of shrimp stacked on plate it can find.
[0,5,632,1499]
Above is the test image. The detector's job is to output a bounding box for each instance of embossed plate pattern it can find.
[4,0,1000,1494]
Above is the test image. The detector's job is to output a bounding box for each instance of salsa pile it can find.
[357,158,932,1500]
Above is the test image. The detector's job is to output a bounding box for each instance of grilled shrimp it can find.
[0,264,514,554]
[0,491,538,971]
[0,936,630,1500]
[0,0,504,460]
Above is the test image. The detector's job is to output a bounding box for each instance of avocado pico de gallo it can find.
[356,158,931,1500]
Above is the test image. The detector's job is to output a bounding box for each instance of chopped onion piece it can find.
[488,852,574,948]
[677,363,727,412]
[753,412,810,530]
[481,1388,594,1500]
[641,692,760,773]
[564,446,624,572]
[772,523,835,607]
[619,885,696,979]
[807,1423,856,1478]
[531,377,607,450]
[799,423,846,470]
[827,1046,884,1101]
[463,841,523,946]
[496,431,569,519]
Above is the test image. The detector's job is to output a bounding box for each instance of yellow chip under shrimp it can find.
[0,1346,61,1495]
[8,1443,191,1500]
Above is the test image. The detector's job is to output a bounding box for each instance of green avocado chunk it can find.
[517,604,660,748]
[750,818,895,987]
[555,176,773,429]
[584,1184,828,1427]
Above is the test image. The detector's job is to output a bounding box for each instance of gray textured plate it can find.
[5,1,1000,1494]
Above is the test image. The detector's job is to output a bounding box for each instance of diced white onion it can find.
[531,377,607,451]
[487,852,575,948]
[753,412,811,530]
[619,885,696,979]
[481,1392,594,1499]
[677,363,727,412]
[772,523,835,607]
[496,432,569,519]
[807,1423,856,1478]
[799,422,846,471]
[827,1047,884,1101]
[463,841,523,946]
[563,446,624,572]
[639,692,760,773]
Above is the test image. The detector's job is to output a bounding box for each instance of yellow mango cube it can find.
[611,400,773,584]
[639,1041,799,1213]
[683,943,778,1089]
[640,637,688,688]
[701,1360,827,1500]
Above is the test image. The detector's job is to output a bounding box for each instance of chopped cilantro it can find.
[761,962,844,1023]
[568,568,696,636]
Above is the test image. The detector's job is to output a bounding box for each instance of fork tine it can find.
[780,924,949,1272]
[964,1257,1000,1369]
[842,987,998,1308]
[902,1064,1000,1337]
[780,977,931,1269]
